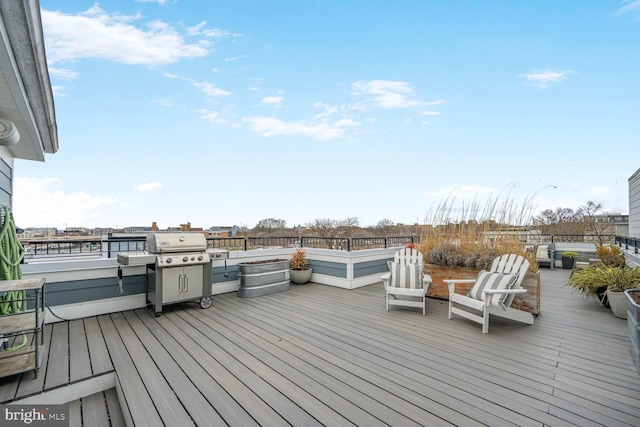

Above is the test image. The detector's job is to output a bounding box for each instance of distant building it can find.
[208,225,241,237]
[593,213,629,237]
[124,226,153,234]
[21,227,57,238]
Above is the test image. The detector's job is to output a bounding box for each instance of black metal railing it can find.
[21,239,103,258]
[24,233,633,260]
[20,235,417,259]
[615,235,640,254]
[527,234,617,244]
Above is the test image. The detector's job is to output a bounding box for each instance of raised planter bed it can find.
[424,264,540,315]
[237,259,290,298]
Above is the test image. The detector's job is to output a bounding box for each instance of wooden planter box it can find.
[424,264,540,315]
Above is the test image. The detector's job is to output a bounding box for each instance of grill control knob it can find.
[183,256,189,262]
[198,255,203,261]
[166,257,172,264]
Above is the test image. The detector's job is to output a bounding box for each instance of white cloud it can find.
[51,86,67,97]
[261,96,284,107]
[193,81,232,97]
[136,0,171,5]
[224,55,247,62]
[151,98,173,107]
[48,67,78,80]
[134,182,163,192]
[522,70,573,88]
[163,72,231,98]
[199,110,231,126]
[243,116,358,140]
[41,5,210,67]
[13,177,119,228]
[616,0,640,15]
[352,80,425,109]
[187,21,231,38]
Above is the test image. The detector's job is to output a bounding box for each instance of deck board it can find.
[121,310,227,427]
[109,312,192,427]
[104,387,126,427]
[14,324,52,399]
[69,319,91,382]
[81,391,110,427]
[84,316,113,375]
[97,314,163,427]
[139,309,284,426]
[44,321,69,390]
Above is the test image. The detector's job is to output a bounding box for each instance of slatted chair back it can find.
[487,253,530,308]
[393,248,424,266]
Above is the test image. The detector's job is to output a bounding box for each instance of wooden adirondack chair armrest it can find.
[443,279,476,284]
[482,288,527,295]
[380,272,391,291]
[444,279,476,295]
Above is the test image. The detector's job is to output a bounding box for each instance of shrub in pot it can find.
[560,251,579,269]
[290,248,312,284]
[566,264,640,319]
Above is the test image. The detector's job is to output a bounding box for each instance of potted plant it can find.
[567,264,640,319]
[560,251,579,269]
[290,248,312,284]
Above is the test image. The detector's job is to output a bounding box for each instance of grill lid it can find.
[146,232,207,253]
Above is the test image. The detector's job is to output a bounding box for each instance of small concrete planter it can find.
[238,259,290,297]
[625,289,640,373]
[607,291,628,319]
[290,268,312,284]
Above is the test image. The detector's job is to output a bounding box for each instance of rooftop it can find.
[2,267,639,426]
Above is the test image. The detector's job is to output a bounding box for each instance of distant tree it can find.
[307,217,361,238]
[338,217,360,237]
[252,218,287,236]
[533,207,581,235]
[532,201,616,241]
[307,219,339,238]
[577,201,614,244]
[376,218,395,237]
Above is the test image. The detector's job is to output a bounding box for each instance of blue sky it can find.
[13,0,640,230]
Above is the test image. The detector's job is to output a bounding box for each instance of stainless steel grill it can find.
[117,232,228,316]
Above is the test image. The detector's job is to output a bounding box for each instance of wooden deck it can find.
[2,267,640,426]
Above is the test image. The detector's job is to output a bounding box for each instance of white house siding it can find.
[629,168,640,238]
[0,150,12,208]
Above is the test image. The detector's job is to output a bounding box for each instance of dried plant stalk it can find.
[418,189,538,271]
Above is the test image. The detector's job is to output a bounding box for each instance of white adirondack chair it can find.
[381,248,432,315]
[444,254,533,333]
